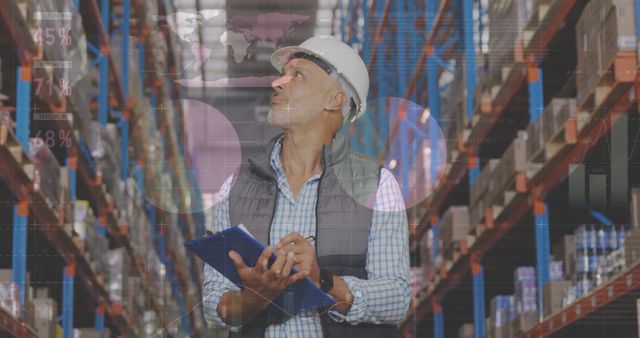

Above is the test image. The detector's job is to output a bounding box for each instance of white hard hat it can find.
[271,36,369,123]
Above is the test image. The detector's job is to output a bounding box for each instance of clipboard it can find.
[185,225,335,316]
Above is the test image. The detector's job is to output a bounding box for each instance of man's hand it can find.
[275,232,321,287]
[228,245,308,309]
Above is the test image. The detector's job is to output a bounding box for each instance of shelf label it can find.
[627,274,633,288]
[608,286,614,298]
[562,312,567,324]
[576,304,581,316]
[591,296,597,308]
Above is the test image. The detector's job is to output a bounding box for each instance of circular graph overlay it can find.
[130,99,241,213]
[344,97,447,212]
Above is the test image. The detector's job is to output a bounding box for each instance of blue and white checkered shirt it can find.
[203,137,410,337]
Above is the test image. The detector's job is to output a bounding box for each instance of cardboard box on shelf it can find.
[542,98,577,145]
[35,287,50,299]
[514,267,537,314]
[514,311,538,335]
[553,99,577,138]
[487,0,537,86]
[440,206,471,252]
[550,260,564,281]
[631,188,640,228]
[33,298,58,338]
[458,323,474,338]
[542,280,572,317]
[553,235,576,280]
[527,116,544,161]
[600,0,636,70]
[470,198,485,229]
[489,295,513,338]
[575,0,604,107]
[470,159,500,208]
[0,269,12,282]
[0,282,20,318]
[624,225,640,266]
[486,132,527,207]
[85,220,108,276]
[73,328,101,338]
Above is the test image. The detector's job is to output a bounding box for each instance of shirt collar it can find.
[270,135,323,182]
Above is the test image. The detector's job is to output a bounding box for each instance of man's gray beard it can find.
[267,107,308,127]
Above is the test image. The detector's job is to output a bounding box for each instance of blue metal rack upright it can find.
[62,262,75,338]
[94,303,105,335]
[471,255,486,338]
[110,0,130,180]
[529,65,550,320]
[533,195,550,319]
[425,0,442,194]
[16,65,31,150]
[463,0,479,184]
[433,302,444,338]
[11,198,28,307]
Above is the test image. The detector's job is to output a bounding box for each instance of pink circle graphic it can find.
[347,97,447,211]
[130,99,241,213]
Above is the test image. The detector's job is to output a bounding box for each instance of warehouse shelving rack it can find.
[0,0,205,337]
[338,0,640,337]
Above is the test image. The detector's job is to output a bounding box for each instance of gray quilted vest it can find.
[228,133,399,338]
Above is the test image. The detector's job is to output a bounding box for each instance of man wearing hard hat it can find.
[203,36,410,337]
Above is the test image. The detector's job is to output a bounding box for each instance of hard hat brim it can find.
[270,46,332,73]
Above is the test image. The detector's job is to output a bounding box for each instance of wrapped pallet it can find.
[0,278,20,318]
[84,213,109,277]
[141,310,159,337]
[69,73,96,153]
[28,138,61,209]
[32,297,58,338]
[93,123,121,200]
[106,248,132,305]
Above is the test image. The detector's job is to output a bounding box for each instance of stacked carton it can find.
[527,98,578,165]
[93,123,121,201]
[440,206,471,258]
[488,0,538,87]
[418,230,436,283]
[458,323,474,338]
[489,295,514,338]
[470,159,500,228]
[511,267,538,335]
[575,0,636,107]
[632,188,640,228]
[442,63,467,161]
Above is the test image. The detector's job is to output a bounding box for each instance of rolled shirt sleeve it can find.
[201,174,244,331]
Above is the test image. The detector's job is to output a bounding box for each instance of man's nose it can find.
[271,75,292,89]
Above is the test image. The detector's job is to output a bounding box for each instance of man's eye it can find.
[294,71,303,78]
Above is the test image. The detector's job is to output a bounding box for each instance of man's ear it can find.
[325,89,346,112]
